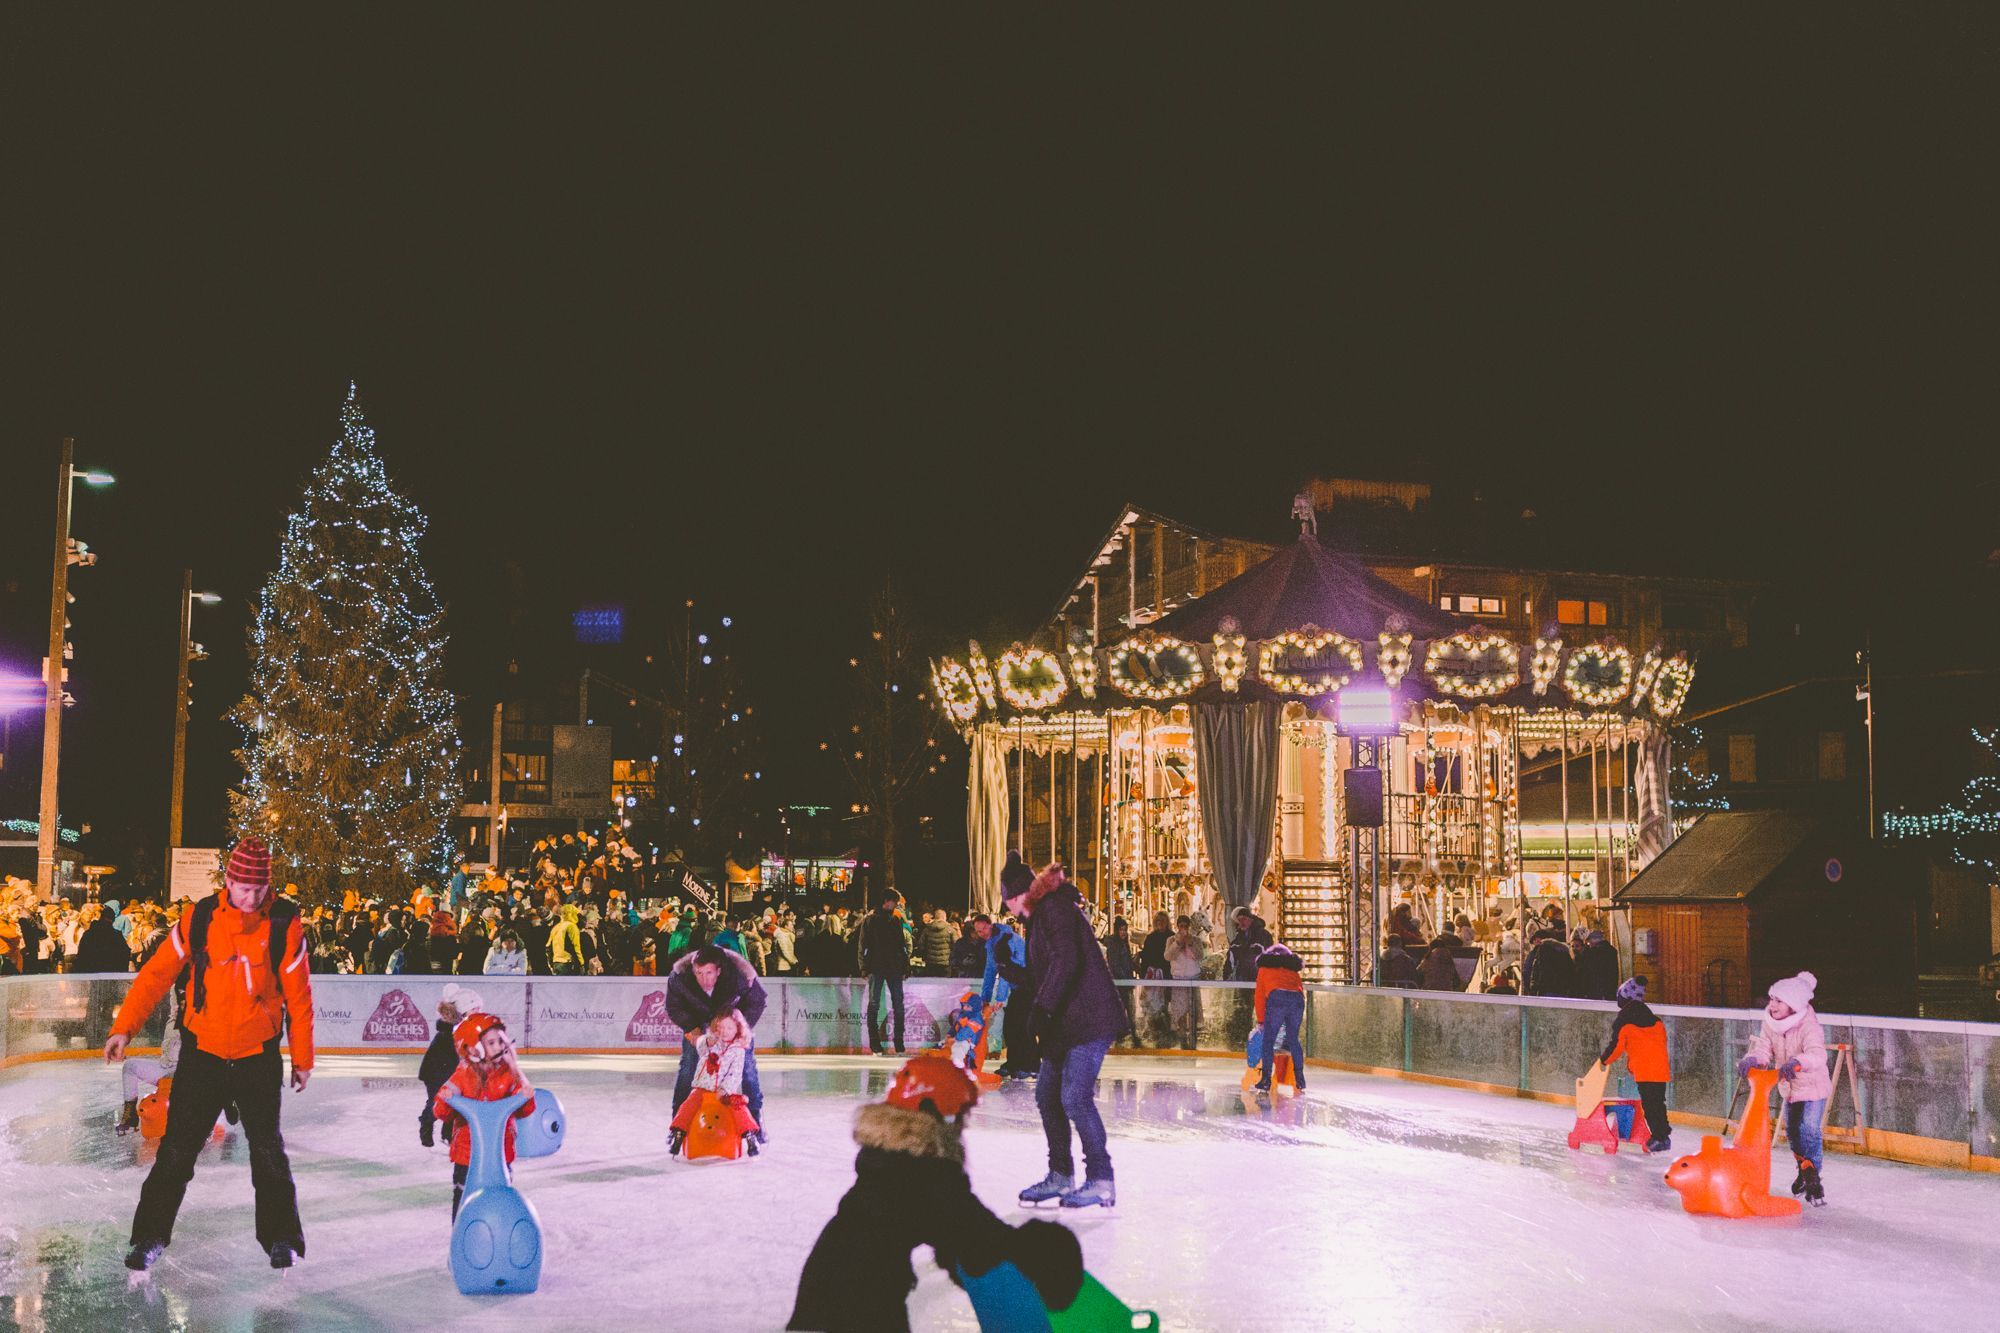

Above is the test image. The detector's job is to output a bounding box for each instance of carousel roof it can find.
[1149,532,1459,642]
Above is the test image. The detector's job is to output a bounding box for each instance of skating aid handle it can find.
[443,1091,528,1193]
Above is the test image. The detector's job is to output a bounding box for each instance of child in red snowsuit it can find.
[433,1013,537,1219]
[668,1010,761,1154]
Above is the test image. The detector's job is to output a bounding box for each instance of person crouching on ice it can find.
[788,1050,1084,1333]
[419,984,480,1148]
[103,836,314,1273]
[667,1010,761,1156]
[1601,975,1672,1152]
[434,1013,536,1220]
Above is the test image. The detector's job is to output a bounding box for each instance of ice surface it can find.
[2,1053,1995,1331]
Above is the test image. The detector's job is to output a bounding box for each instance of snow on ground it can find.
[1,1053,1995,1332]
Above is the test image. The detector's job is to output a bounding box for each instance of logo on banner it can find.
[625,991,683,1044]
[362,989,432,1042]
[679,869,714,912]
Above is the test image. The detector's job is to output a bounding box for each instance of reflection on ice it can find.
[2,1053,1994,1331]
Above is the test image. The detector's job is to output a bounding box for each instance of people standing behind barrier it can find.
[1386,902,1426,949]
[1226,908,1272,981]
[915,909,955,974]
[1376,933,1420,987]
[1417,942,1463,992]
[1165,916,1203,1049]
[1137,911,1171,980]
[1101,917,1135,981]
[1573,930,1619,1000]
[1524,925,1576,997]
[75,906,133,973]
[950,918,985,978]
[483,932,528,975]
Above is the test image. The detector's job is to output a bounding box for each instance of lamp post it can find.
[170,570,223,851]
[37,441,114,898]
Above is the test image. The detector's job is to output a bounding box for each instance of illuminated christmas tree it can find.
[229,386,461,902]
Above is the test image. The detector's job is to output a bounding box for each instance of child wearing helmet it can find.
[432,1013,536,1220]
[667,1010,761,1156]
[788,1050,1083,1333]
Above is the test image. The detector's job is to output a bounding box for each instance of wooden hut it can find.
[1614,810,1914,1014]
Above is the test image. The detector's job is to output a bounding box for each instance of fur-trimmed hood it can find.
[1256,943,1302,973]
[853,1103,964,1165]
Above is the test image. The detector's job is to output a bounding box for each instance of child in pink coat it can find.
[1737,970,1832,1205]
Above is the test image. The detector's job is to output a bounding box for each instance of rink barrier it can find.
[6,974,1997,1173]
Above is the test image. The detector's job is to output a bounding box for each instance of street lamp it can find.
[170,571,223,851]
[37,441,113,898]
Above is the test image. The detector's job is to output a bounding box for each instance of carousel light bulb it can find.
[1530,636,1563,696]
[966,641,1000,709]
[1377,630,1413,688]
[1066,641,1099,699]
[1212,621,1248,693]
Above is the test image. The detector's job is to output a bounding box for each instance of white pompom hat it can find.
[1767,971,1817,1013]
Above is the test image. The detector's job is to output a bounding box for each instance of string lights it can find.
[1066,639,1099,699]
[1563,642,1635,708]
[1648,654,1694,718]
[1107,632,1204,701]
[1424,630,1521,699]
[966,640,999,710]
[1213,618,1248,693]
[930,657,980,725]
[996,643,1068,711]
[1530,636,1563,696]
[1257,626,1362,696]
[1377,629,1413,688]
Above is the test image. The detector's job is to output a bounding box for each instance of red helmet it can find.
[453,1012,505,1056]
[885,1049,978,1119]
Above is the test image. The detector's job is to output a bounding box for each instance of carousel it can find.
[933,524,1694,984]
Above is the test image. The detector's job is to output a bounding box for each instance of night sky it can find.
[2,9,1994,876]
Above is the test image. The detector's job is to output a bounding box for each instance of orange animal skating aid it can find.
[1664,1067,1802,1218]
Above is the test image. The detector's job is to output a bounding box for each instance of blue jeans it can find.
[1260,990,1306,1087]
[1786,1098,1825,1171]
[1037,1037,1113,1182]
[867,975,906,1052]
[672,1035,763,1123]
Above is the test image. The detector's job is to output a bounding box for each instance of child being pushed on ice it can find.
[668,1010,762,1156]
[433,1013,537,1221]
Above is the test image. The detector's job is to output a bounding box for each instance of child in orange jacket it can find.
[1251,943,1306,1094]
[433,1013,536,1219]
[1601,976,1672,1152]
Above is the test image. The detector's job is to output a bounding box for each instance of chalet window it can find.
[1818,731,1847,782]
[1727,734,1757,784]
[1684,748,1711,781]
[1440,594,1506,616]
[1557,598,1611,626]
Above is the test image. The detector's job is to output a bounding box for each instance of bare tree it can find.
[842,583,941,894]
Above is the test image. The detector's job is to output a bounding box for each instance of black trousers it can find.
[131,1040,303,1254]
[1637,1081,1671,1144]
[867,975,906,1053]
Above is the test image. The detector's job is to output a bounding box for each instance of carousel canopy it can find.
[1149,532,1458,643]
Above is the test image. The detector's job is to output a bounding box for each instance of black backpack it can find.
[176,893,302,1020]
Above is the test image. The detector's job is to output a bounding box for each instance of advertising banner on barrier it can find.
[527,978,684,1050]
[309,977,530,1051]
[776,978,959,1050]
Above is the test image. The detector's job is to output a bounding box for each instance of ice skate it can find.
[1800,1165,1825,1206]
[115,1099,139,1135]
[125,1241,165,1272]
[1791,1163,1810,1195]
[666,1127,686,1157]
[745,1135,760,1157]
[267,1242,297,1270]
[1060,1178,1116,1210]
[1018,1170,1074,1206]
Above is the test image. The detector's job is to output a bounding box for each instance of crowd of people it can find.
[1373,898,1625,999]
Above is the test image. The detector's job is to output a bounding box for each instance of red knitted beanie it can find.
[226,837,272,889]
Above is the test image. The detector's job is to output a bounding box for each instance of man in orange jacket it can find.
[104,837,315,1272]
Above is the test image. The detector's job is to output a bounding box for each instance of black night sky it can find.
[2,9,1994,878]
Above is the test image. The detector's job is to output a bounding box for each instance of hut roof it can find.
[1612,811,1819,902]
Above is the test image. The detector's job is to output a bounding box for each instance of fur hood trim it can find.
[853,1103,964,1164]
[667,944,758,988]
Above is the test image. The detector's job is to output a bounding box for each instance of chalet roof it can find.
[1612,810,1819,902]
[1147,532,1459,642]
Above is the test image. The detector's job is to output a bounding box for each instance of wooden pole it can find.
[169,569,194,852]
[37,440,74,898]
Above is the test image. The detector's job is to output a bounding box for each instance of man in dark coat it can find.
[1006,864,1130,1211]
[1574,930,1620,1000]
[74,910,133,973]
[665,943,770,1132]
[1376,936,1420,986]
[1227,909,1273,981]
[860,892,911,1055]
[1525,929,1577,997]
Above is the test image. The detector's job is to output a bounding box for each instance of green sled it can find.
[1049,1274,1160,1332]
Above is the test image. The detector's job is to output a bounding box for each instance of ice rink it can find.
[1,1051,1994,1332]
